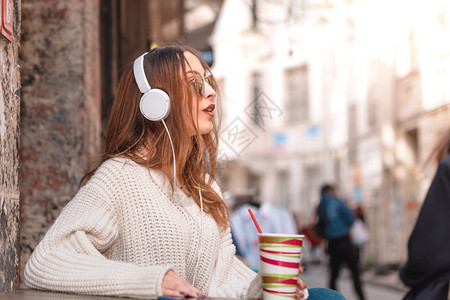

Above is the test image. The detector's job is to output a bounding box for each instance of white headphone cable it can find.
[161,119,203,286]
[192,189,203,285]
[161,119,176,189]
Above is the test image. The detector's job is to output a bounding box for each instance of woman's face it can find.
[184,51,216,136]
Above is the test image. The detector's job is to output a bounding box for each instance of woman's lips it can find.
[203,104,215,117]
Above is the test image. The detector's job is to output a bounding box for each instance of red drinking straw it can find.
[248,208,263,234]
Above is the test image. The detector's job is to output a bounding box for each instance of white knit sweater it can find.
[24,157,262,299]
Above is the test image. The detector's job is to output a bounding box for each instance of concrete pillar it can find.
[0,0,22,292]
[19,0,101,283]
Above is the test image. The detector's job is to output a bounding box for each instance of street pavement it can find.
[302,263,406,300]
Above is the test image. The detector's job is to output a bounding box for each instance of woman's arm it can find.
[24,179,172,299]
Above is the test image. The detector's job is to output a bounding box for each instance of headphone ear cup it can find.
[139,89,171,121]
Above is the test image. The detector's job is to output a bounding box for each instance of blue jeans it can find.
[309,288,346,299]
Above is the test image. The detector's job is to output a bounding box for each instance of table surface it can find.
[0,289,257,300]
[0,289,125,300]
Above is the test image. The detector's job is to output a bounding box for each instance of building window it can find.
[396,27,419,77]
[348,104,357,162]
[367,87,377,128]
[277,170,290,208]
[367,60,381,129]
[251,72,263,126]
[285,65,309,124]
[291,0,302,22]
[248,172,261,191]
[304,164,320,212]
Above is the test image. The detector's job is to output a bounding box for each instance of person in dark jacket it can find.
[318,184,366,300]
[399,127,450,300]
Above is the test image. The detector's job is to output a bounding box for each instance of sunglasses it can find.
[189,73,217,96]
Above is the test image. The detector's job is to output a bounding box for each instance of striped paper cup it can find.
[258,233,304,300]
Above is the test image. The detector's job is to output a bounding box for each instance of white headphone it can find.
[133,52,171,121]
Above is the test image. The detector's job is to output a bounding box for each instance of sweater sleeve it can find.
[207,226,263,298]
[24,177,173,299]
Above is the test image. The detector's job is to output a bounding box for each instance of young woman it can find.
[24,45,310,299]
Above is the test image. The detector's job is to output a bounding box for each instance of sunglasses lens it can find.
[197,74,205,95]
[190,74,216,96]
[205,76,216,92]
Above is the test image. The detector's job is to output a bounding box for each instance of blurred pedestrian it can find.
[399,127,450,299]
[317,184,366,300]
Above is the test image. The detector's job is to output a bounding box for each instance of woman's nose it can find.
[203,80,216,99]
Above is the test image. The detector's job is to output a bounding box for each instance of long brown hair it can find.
[82,45,229,228]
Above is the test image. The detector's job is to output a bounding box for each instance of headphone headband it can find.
[133,52,151,93]
[132,51,171,121]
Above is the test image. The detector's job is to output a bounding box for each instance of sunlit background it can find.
[210,0,450,268]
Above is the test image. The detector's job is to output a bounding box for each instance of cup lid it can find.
[257,233,305,238]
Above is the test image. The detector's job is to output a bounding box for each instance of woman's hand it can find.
[296,266,309,300]
[162,270,206,298]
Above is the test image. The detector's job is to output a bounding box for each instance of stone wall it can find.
[19,0,101,284]
[0,0,22,292]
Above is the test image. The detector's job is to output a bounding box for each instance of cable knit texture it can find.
[24,157,262,299]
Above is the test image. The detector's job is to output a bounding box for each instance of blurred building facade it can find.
[211,0,450,266]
